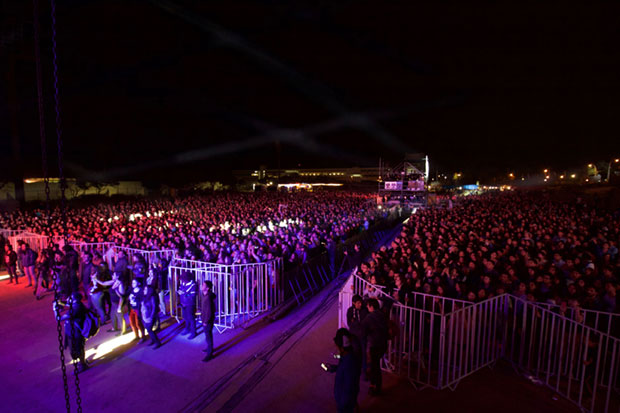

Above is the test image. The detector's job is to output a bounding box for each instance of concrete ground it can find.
[0,270,578,413]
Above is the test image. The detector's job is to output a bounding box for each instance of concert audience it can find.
[354,193,620,314]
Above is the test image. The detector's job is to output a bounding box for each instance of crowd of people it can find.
[0,192,376,268]
[353,193,620,314]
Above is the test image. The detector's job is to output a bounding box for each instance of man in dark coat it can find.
[4,244,18,284]
[332,328,361,413]
[361,298,389,395]
[346,294,368,375]
[200,280,216,362]
[80,252,95,296]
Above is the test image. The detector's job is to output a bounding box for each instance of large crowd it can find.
[354,193,620,313]
[1,192,376,267]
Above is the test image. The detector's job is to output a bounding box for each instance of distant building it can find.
[0,179,147,201]
[233,167,381,188]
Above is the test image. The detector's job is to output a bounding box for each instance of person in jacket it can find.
[4,244,18,284]
[80,252,95,297]
[346,294,368,375]
[332,328,361,413]
[361,298,389,395]
[20,243,37,287]
[178,271,197,339]
[113,250,129,282]
[35,249,51,300]
[152,257,168,315]
[141,284,162,349]
[200,280,216,362]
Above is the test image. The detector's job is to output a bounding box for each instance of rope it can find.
[49,0,82,410]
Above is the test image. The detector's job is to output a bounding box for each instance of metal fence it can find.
[8,232,49,256]
[337,274,620,412]
[111,246,176,269]
[0,229,26,239]
[168,258,283,333]
[504,295,620,413]
[70,242,116,257]
[533,301,620,339]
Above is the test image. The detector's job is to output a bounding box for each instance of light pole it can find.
[608,158,620,182]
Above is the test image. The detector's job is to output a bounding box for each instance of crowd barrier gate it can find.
[168,258,283,333]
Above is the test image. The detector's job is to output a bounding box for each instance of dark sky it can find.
[1,0,619,183]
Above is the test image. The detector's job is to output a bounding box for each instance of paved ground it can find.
[0,270,578,413]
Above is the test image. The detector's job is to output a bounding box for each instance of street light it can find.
[543,169,549,174]
[560,175,564,179]
[570,174,576,179]
[608,158,620,182]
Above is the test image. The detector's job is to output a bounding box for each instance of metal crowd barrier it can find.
[533,301,620,339]
[168,258,283,333]
[70,242,116,257]
[505,295,620,413]
[8,232,49,256]
[0,229,26,239]
[337,274,620,412]
[112,246,176,270]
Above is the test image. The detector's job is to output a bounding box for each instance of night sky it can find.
[1,0,619,183]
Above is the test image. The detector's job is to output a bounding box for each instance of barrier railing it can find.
[532,300,620,339]
[111,246,176,270]
[70,242,116,257]
[0,229,26,239]
[337,275,620,411]
[168,258,283,333]
[504,295,620,413]
[8,232,49,256]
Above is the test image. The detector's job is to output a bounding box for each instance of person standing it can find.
[20,243,37,287]
[200,280,216,362]
[34,249,51,300]
[141,284,162,349]
[178,271,197,339]
[54,292,89,373]
[152,258,168,315]
[128,278,145,341]
[361,298,389,396]
[80,252,95,296]
[346,295,368,376]
[4,244,18,284]
[332,328,361,413]
[100,271,129,335]
[89,269,108,325]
